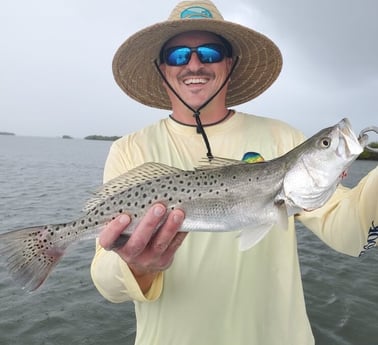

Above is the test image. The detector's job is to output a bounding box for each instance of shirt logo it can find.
[180,6,213,19]
[359,221,378,256]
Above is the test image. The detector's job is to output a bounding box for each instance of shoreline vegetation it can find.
[358,142,378,161]
[2,132,377,160]
[62,138,378,161]
[84,135,121,141]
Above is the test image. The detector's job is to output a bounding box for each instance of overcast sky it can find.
[1,0,377,138]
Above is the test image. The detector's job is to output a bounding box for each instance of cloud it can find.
[0,0,377,138]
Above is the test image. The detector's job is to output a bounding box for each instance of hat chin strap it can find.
[154,57,239,161]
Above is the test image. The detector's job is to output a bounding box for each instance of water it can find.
[0,136,377,345]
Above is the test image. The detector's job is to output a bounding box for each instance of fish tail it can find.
[0,225,68,291]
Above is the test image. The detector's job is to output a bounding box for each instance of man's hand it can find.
[98,203,187,293]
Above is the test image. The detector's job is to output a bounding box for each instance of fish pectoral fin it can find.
[276,203,290,230]
[238,224,274,251]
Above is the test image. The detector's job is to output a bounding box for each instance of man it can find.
[91,1,378,344]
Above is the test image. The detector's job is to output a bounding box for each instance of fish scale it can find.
[0,118,368,291]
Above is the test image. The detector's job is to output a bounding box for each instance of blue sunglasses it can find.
[161,43,231,66]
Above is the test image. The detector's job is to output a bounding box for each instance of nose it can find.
[187,51,203,68]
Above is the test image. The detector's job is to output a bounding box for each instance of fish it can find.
[0,118,368,291]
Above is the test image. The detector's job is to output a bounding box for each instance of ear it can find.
[158,64,168,89]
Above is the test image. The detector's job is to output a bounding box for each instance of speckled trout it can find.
[0,118,369,291]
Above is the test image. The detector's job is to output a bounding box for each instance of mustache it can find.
[178,68,215,80]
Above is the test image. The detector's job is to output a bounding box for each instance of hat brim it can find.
[113,19,282,109]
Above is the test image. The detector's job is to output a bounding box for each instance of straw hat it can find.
[112,0,282,109]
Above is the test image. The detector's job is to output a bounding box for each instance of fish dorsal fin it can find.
[195,156,245,170]
[83,162,183,212]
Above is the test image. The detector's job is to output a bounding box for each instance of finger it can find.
[99,214,131,250]
[160,232,188,264]
[124,203,167,257]
[150,209,185,254]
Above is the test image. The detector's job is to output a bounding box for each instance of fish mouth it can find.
[337,118,363,158]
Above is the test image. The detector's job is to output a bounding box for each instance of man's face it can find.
[160,31,232,110]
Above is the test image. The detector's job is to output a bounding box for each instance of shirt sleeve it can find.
[297,165,378,257]
[90,139,164,302]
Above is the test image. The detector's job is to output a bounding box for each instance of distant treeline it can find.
[0,131,15,136]
[358,142,378,161]
[84,135,121,141]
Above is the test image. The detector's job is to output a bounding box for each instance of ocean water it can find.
[0,135,377,345]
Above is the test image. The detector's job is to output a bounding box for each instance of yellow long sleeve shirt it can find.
[91,112,378,345]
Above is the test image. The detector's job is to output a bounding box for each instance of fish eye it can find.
[320,137,331,148]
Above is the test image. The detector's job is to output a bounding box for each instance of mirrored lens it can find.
[164,44,225,66]
[197,46,223,63]
[166,47,191,66]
